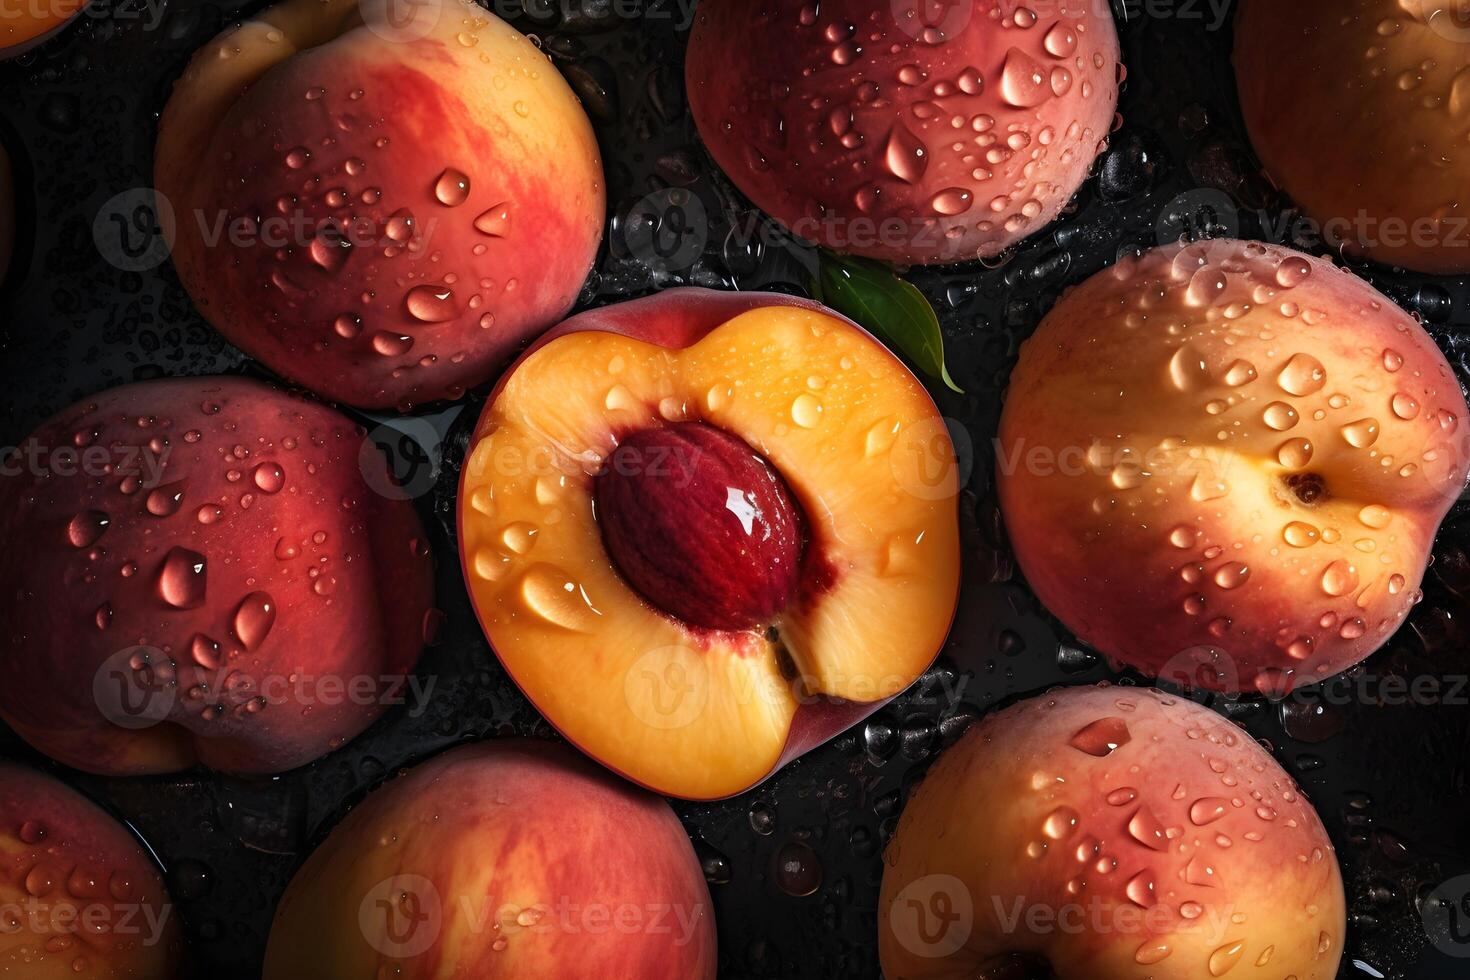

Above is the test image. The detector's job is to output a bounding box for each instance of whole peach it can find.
[1236,0,1470,273]
[998,239,1470,695]
[686,0,1120,264]
[263,740,716,978]
[155,0,605,409]
[0,377,434,775]
[0,763,181,978]
[880,686,1345,980]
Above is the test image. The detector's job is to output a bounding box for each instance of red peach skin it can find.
[880,686,1345,980]
[0,763,182,978]
[0,377,434,775]
[155,0,605,409]
[263,740,717,979]
[686,0,1120,264]
[998,240,1470,695]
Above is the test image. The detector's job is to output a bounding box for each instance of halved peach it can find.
[458,289,960,799]
[0,0,86,59]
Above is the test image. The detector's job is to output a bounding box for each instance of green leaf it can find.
[811,252,963,394]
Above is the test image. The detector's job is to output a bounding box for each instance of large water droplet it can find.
[158,547,207,609]
[1127,807,1168,851]
[1000,47,1049,107]
[67,510,110,548]
[1069,717,1131,757]
[1208,939,1246,976]
[1321,560,1359,597]
[233,591,276,650]
[405,284,459,323]
[433,168,471,206]
[883,123,928,183]
[474,203,512,236]
[1277,353,1326,396]
[519,565,600,632]
[1342,418,1380,448]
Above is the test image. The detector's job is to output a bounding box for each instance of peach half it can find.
[0,763,181,978]
[879,685,1345,980]
[155,0,605,409]
[998,240,1470,695]
[686,0,1121,264]
[0,0,85,59]
[458,289,961,799]
[263,740,716,979]
[1235,0,1470,273]
[0,377,434,775]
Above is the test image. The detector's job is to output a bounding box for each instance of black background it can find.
[1,0,1468,977]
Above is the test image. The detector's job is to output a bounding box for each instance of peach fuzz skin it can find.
[0,377,434,776]
[1235,0,1470,274]
[879,686,1345,980]
[686,0,1120,264]
[998,239,1470,696]
[155,0,604,410]
[262,740,716,979]
[0,763,181,978]
[458,288,961,800]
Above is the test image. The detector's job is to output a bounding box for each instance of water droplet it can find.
[883,123,928,183]
[1358,505,1391,529]
[333,313,362,339]
[791,393,822,429]
[253,463,285,494]
[1208,939,1246,976]
[1190,797,1230,826]
[405,284,459,322]
[371,332,415,357]
[1125,870,1156,907]
[433,168,471,206]
[1263,402,1300,431]
[1321,560,1359,597]
[145,482,187,517]
[1278,353,1326,396]
[1000,47,1049,107]
[864,419,900,457]
[158,547,207,609]
[1391,392,1420,420]
[1284,522,1320,548]
[1043,22,1078,57]
[1342,419,1380,448]
[931,187,973,215]
[1223,360,1258,387]
[67,511,110,548]
[384,209,416,242]
[191,633,223,670]
[233,592,276,650]
[1275,257,1311,288]
[474,203,512,236]
[500,522,539,555]
[518,565,600,632]
[1214,562,1250,590]
[1069,717,1131,757]
[1134,940,1171,965]
[1169,525,1196,549]
[1127,806,1168,851]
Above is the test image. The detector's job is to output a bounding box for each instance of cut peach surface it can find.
[0,0,85,57]
[458,289,960,800]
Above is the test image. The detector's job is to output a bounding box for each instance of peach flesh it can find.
[595,421,805,632]
[879,686,1345,980]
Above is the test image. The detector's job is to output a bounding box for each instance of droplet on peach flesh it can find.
[685,0,1122,264]
[457,289,961,799]
[595,423,806,632]
[997,239,1470,695]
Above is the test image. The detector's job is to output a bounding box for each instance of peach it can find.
[155,0,605,409]
[998,239,1470,695]
[686,0,1120,265]
[1235,0,1470,273]
[262,740,716,979]
[458,288,961,799]
[0,0,85,59]
[0,763,181,978]
[0,377,434,775]
[879,685,1345,979]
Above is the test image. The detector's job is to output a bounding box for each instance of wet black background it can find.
[1,0,1469,977]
